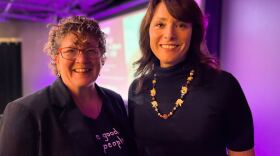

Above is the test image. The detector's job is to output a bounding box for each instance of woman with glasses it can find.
[0,16,136,156]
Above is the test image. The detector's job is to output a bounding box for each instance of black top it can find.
[84,104,129,156]
[128,61,254,156]
[0,78,137,156]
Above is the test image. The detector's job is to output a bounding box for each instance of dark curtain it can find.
[205,0,223,58]
[0,42,22,113]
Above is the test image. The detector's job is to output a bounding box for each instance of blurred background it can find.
[0,0,279,155]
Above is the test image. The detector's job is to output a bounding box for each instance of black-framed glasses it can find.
[58,47,102,61]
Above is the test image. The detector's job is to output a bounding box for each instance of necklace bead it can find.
[150,69,195,119]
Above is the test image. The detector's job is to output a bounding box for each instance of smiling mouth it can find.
[73,68,92,73]
[160,44,179,49]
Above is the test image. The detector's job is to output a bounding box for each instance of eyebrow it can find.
[153,17,167,21]
[153,17,186,24]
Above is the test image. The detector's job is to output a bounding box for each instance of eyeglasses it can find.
[58,47,102,61]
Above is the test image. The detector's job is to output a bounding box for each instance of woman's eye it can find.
[179,24,186,28]
[87,48,98,53]
[155,23,165,28]
[177,22,191,29]
[86,50,95,54]
[86,49,100,56]
[177,23,187,28]
[65,48,76,53]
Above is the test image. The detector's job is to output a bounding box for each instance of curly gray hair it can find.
[44,16,106,75]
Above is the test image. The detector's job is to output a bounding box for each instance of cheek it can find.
[93,59,103,70]
[182,31,192,48]
[57,59,72,73]
[149,28,156,44]
[186,30,193,43]
[149,33,158,51]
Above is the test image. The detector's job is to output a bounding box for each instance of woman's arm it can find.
[224,73,254,155]
[228,148,255,156]
[0,102,37,156]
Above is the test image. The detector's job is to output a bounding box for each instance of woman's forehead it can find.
[62,33,98,46]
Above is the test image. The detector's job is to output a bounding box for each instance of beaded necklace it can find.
[150,69,195,119]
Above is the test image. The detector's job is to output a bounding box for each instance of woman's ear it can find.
[51,55,60,72]
[52,55,59,65]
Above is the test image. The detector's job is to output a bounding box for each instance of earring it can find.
[101,55,106,66]
[57,72,61,78]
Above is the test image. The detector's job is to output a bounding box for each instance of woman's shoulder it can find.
[129,76,151,94]
[129,78,139,92]
[6,86,51,113]
[198,64,238,84]
[214,70,240,86]
[96,84,126,108]
[97,85,123,100]
[96,85,128,118]
[200,66,244,95]
[2,86,52,125]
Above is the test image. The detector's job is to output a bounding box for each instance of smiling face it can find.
[55,33,103,91]
[149,2,193,68]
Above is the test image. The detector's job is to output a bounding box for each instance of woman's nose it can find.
[75,50,90,63]
[164,25,176,40]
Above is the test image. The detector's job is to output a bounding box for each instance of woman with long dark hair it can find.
[128,0,254,155]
